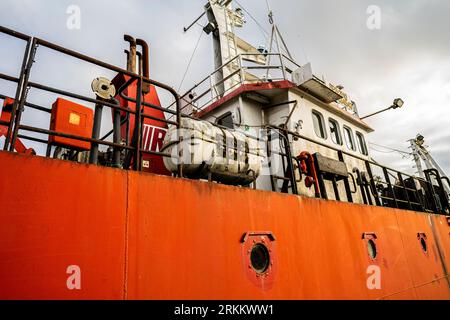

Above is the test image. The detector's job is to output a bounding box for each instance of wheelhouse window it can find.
[356,132,368,155]
[343,126,356,151]
[216,112,234,129]
[312,110,326,139]
[329,118,342,145]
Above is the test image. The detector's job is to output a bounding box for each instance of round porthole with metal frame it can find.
[362,232,378,261]
[241,232,277,290]
[418,233,428,254]
[250,243,271,274]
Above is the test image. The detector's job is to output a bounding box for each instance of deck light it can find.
[360,98,405,120]
[392,98,404,109]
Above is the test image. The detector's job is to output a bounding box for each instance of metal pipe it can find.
[0,72,19,83]
[134,78,143,170]
[23,101,52,113]
[100,117,128,141]
[397,172,412,210]
[183,11,206,32]
[35,38,138,79]
[112,98,122,168]
[353,168,368,205]
[17,134,48,145]
[2,29,181,170]
[136,39,150,93]
[18,124,133,151]
[28,81,134,114]
[365,161,381,206]
[424,170,441,213]
[124,35,137,74]
[0,25,31,41]
[117,76,178,117]
[360,106,392,120]
[124,49,130,71]
[2,39,31,151]
[136,39,149,78]
[89,99,104,164]
[338,150,353,203]
[136,51,143,76]
[9,38,37,152]
[383,167,398,208]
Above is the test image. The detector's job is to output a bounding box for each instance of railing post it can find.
[8,38,37,152]
[238,54,245,85]
[112,98,122,167]
[209,74,216,102]
[397,172,412,210]
[383,168,398,208]
[89,100,104,164]
[365,161,381,206]
[3,38,31,151]
[279,54,287,81]
[338,151,353,203]
[134,77,143,171]
[282,128,298,195]
[411,177,426,212]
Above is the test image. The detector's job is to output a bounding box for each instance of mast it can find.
[182,0,269,97]
[410,134,450,193]
[203,0,244,96]
[410,138,425,178]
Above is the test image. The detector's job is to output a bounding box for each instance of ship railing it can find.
[269,125,450,215]
[0,25,183,174]
[176,52,302,117]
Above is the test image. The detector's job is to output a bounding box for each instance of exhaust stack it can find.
[136,38,149,78]
[124,35,137,73]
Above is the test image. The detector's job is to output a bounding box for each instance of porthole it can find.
[367,239,377,260]
[418,233,428,254]
[420,237,427,253]
[250,243,270,274]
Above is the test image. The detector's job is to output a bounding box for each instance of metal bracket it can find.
[241,231,276,243]
[362,232,377,240]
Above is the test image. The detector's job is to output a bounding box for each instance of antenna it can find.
[264,0,293,79]
[183,11,206,33]
[265,0,292,58]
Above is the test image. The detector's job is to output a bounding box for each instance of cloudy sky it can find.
[0,0,449,174]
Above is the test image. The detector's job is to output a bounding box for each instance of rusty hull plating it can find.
[0,22,449,300]
[0,151,449,300]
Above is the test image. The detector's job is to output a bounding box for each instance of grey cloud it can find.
[0,0,449,174]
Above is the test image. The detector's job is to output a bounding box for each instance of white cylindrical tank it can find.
[162,118,264,185]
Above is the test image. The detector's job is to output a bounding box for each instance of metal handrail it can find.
[0,25,181,173]
[265,125,448,214]
[178,53,296,115]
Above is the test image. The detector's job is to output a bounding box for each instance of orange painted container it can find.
[49,98,93,150]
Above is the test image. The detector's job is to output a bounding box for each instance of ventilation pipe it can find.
[136,38,149,78]
[124,35,137,73]
[136,51,143,76]
[136,39,150,93]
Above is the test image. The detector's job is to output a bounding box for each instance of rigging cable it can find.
[234,0,269,38]
[369,142,411,156]
[177,27,205,93]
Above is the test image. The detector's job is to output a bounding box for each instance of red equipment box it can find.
[1,98,15,122]
[49,98,93,150]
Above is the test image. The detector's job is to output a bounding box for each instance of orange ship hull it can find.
[0,151,449,300]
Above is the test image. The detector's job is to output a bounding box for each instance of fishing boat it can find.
[0,0,449,300]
